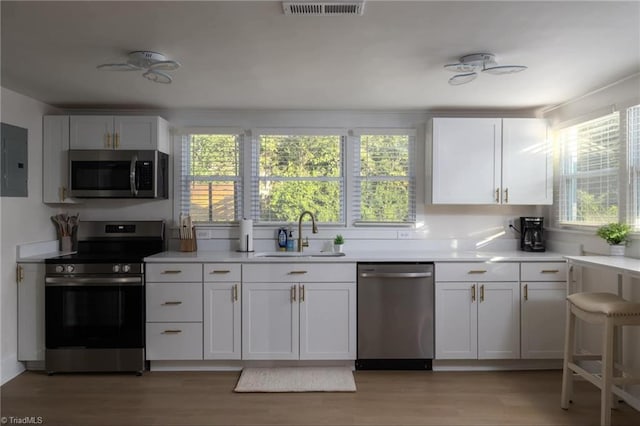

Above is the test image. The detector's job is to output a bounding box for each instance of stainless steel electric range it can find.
[44,220,165,375]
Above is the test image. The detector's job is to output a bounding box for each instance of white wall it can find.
[0,88,59,384]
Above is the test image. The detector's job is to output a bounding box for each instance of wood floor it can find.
[2,370,640,425]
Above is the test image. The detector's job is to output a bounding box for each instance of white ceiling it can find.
[2,1,639,111]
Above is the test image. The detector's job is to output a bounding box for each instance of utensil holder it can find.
[179,227,197,252]
[60,235,72,252]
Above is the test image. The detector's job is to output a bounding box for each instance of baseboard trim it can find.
[149,360,355,372]
[1,354,25,385]
[433,359,563,371]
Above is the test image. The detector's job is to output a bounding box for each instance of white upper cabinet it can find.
[43,116,78,203]
[432,117,551,205]
[70,116,169,152]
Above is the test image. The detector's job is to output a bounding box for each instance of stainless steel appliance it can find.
[356,263,434,370]
[520,216,545,252]
[69,150,168,198]
[45,221,165,375]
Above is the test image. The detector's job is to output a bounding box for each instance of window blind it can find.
[353,134,416,223]
[628,104,640,228]
[251,133,344,224]
[558,112,620,226]
[180,133,243,223]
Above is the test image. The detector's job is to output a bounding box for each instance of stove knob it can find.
[66,265,75,273]
[112,264,121,273]
[122,264,131,273]
[55,265,64,273]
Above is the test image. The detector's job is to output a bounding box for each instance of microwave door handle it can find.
[130,155,138,196]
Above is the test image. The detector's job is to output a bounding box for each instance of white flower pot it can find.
[334,244,344,253]
[609,244,626,256]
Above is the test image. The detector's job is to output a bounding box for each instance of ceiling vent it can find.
[282,1,365,15]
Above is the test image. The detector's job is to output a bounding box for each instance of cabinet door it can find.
[114,116,158,150]
[17,263,45,361]
[521,282,566,359]
[70,116,113,149]
[242,283,299,360]
[501,118,552,205]
[432,118,502,204]
[477,282,520,359]
[299,282,356,360]
[43,116,78,203]
[203,282,241,360]
[435,282,478,359]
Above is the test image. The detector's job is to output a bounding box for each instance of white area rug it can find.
[233,367,356,393]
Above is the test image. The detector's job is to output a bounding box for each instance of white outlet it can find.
[196,229,211,240]
[397,230,411,239]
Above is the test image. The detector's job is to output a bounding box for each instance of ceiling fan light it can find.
[444,63,476,73]
[143,69,172,84]
[448,72,477,86]
[148,60,181,71]
[96,63,141,71]
[482,65,528,75]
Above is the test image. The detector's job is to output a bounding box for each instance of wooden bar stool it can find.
[561,292,640,426]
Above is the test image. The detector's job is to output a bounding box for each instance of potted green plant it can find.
[596,223,631,256]
[333,234,345,253]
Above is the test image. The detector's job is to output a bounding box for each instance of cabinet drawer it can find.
[521,262,567,282]
[145,322,203,360]
[243,263,355,283]
[146,282,203,322]
[146,263,202,282]
[436,262,519,282]
[203,263,241,282]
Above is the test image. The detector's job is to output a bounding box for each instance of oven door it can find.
[45,276,144,349]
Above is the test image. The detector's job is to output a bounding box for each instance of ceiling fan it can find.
[444,53,527,86]
[97,51,181,84]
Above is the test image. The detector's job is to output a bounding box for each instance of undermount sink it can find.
[254,251,346,258]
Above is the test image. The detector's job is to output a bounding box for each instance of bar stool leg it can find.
[561,303,576,409]
[601,317,614,426]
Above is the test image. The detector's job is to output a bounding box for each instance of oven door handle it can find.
[130,155,138,197]
[45,277,143,286]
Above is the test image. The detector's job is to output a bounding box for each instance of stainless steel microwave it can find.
[69,150,168,198]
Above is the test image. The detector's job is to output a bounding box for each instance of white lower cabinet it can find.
[242,263,356,361]
[203,264,242,360]
[435,262,520,360]
[520,262,568,359]
[17,263,45,361]
[145,263,203,360]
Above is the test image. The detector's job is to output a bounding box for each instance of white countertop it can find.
[144,249,567,263]
[565,255,640,278]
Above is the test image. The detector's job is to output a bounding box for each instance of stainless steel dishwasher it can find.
[356,263,434,370]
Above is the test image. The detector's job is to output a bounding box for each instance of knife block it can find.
[179,227,197,252]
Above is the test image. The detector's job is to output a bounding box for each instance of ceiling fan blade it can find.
[149,60,181,71]
[96,63,141,71]
[483,65,528,75]
[448,72,477,86]
[143,69,173,84]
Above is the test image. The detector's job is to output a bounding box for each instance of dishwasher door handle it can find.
[359,272,432,279]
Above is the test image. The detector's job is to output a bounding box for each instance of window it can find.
[558,112,620,226]
[628,104,640,228]
[252,132,344,223]
[353,133,416,223]
[180,132,243,222]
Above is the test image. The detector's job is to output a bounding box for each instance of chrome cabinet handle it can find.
[359,272,432,278]
[161,270,182,274]
[480,284,485,302]
[524,284,528,301]
[162,301,182,305]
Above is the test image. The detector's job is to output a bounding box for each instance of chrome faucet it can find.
[297,210,318,252]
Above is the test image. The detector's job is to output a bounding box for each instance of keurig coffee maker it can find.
[520,217,545,252]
